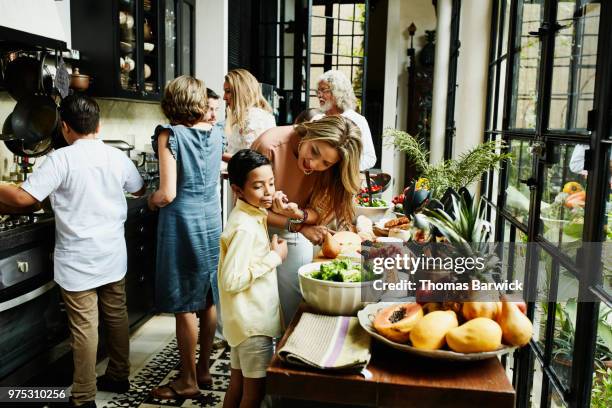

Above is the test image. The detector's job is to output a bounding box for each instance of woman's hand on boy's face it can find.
[300,225,327,246]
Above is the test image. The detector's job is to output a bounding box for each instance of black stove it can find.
[0,213,53,233]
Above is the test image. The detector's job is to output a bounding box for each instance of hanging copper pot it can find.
[70,68,91,91]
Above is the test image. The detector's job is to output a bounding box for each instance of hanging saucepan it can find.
[3,55,42,102]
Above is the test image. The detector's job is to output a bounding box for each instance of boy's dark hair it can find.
[59,94,100,135]
[228,149,271,188]
[207,88,219,100]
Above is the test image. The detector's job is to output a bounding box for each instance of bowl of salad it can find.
[298,258,377,315]
[354,195,392,222]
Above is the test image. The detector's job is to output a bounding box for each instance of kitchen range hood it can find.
[0,0,68,51]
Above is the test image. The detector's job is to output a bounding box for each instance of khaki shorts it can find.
[230,336,274,378]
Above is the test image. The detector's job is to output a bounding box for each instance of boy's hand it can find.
[271,234,288,261]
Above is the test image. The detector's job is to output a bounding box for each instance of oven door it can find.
[0,241,68,381]
[0,280,68,380]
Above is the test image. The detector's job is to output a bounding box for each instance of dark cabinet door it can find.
[125,210,157,329]
[70,0,192,101]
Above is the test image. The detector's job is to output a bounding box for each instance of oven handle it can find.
[0,281,56,312]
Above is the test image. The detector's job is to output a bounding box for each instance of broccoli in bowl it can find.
[309,258,374,283]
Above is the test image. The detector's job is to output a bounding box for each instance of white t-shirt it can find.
[226,107,276,155]
[314,109,377,170]
[21,139,144,291]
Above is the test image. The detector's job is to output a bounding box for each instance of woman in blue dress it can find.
[148,76,223,399]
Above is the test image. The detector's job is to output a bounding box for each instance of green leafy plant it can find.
[549,301,612,368]
[421,194,493,255]
[591,367,612,408]
[384,129,512,198]
[420,194,500,278]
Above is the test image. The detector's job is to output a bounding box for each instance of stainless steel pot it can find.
[102,140,134,157]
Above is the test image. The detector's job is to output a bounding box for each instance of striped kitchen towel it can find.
[278,313,371,371]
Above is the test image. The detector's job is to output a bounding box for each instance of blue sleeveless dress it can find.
[152,124,223,313]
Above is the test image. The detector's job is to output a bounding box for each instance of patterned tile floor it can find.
[95,316,231,408]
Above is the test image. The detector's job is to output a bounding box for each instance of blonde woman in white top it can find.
[222,69,276,162]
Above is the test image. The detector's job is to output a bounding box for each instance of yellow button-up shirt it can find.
[218,198,283,347]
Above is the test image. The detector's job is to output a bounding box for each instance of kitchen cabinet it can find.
[70,0,194,102]
[125,203,158,329]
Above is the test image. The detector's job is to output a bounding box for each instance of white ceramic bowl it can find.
[354,204,392,222]
[298,262,376,315]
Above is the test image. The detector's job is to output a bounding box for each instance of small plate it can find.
[357,302,517,361]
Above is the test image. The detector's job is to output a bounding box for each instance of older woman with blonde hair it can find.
[222,68,276,161]
[252,115,362,325]
[315,69,377,170]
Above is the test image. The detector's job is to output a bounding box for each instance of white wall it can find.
[381,0,401,200]
[453,0,492,159]
[382,0,436,197]
[396,0,437,132]
[195,0,228,121]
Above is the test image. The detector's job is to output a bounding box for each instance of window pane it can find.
[311,36,325,65]
[593,302,612,373]
[312,5,326,18]
[339,20,353,36]
[529,360,545,407]
[604,146,612,297]
[535,252,552,351]
[551,383,567,407]
[548,1,600,131]
[505,139,533,224]
[180,2,192,76]
[496,60,507,131]
[539,143,587,251]
[501,0,512,56]
[510,0,544,129]
[311,15,326,35]
[164,0,177,85]
[552,299,578,389]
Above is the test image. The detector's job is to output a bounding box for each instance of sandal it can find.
[197,377,213,389]
[150,383,201,399]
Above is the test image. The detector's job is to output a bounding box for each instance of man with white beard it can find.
[313,70,377,170]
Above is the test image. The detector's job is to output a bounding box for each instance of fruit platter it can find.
[357,300,531,361]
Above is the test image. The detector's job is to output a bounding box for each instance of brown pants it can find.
[61,278,130,405]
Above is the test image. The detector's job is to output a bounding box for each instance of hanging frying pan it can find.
[9,95,58,145]
[3,55,41,102]
[2,113,53,157]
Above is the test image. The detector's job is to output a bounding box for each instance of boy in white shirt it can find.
[0,94,145,407]
[218,149,287,408]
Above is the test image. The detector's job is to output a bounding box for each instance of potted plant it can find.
[384,129,512,199]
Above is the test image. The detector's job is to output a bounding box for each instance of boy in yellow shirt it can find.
[218,149,288,407]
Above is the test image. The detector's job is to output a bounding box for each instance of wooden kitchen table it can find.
[267,303,515,408]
